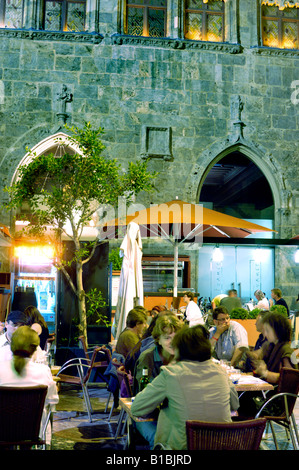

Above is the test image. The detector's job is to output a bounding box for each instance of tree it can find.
[3,122,157,345]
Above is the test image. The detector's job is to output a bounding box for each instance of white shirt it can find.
[0,339,45,363]
[0,359,59,443]
[257,298,270,310]
[185,300,205,327]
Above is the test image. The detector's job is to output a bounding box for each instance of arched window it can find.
[262,3,299,49]
[184,0,225,42]
[44,0,86,32]
[125,0,167,38]
[0,0,24,28]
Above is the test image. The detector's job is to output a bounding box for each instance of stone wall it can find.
[0,0,298,305]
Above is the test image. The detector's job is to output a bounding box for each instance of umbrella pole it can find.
[173,241,178,298]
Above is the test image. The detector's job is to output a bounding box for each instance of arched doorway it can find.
[197,149,275,307]
[11,132,80,338]
[199,150,274,221]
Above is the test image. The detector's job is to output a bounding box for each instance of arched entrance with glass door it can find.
[196,145,277,306]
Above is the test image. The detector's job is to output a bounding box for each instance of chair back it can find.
[0,385,47,445]
[78,335,90,360]
[116,366,133,398]
[81,346,103,383]
[186,418,267,450]
[78,336,112,366]
[276,367,299,417]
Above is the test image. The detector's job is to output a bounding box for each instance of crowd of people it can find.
[113,288,297,450]
[0,285,296,450]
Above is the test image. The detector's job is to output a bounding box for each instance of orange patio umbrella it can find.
[99,199,275,297]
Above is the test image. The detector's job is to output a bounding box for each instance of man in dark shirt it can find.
[270,288,289,316]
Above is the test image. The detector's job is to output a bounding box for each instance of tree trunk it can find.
[76,260,88,348]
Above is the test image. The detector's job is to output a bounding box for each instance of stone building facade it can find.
[0,0,298,310]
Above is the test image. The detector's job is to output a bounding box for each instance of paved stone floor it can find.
[50,383,299,452]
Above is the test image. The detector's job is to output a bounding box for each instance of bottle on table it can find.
[139,367,150,391]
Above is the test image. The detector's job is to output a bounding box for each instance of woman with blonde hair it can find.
[254,290,269,310]
[0,326,58,445]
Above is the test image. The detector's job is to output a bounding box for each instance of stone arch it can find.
[186,137,287,235]
[11,131,81,185]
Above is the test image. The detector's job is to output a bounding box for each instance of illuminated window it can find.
[125,0,167,38]
[0,0,24,29]
[262,4,299,49]
[184,0,225,42]
[44,0,86,32]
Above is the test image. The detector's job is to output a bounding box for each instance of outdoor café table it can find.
[119,374,274,446]
[119,375,273,421]
[119,397,155,449]
[233,374,274,394]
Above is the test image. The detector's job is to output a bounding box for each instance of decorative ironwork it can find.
[262,4,299,49]
[125,0,167,38]
[0,0,24,28]
[44,0,86,32]
[185,0,224,42]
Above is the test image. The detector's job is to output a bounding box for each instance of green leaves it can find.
[2,121,158,345]
[3,121,158,239]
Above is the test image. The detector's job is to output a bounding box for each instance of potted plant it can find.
[108,247,123,272]
[230,307,260,347]
[270,304,288,317]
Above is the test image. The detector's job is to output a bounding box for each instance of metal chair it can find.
[105,357,125,421]
[78,335,112,413]
[0,385,48,449]
[186,418,267,450]
[115,365,133,445]
[56,346,105,422]
[255,367,299,450]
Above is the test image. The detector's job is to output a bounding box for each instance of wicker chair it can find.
[255,367,299,450]
[0,385,48,449]
[186,418,267,450]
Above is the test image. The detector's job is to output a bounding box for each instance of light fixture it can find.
[213,246,223,262]
[254,247,268,263]
[14,245,55,264]
[295,249,299,264]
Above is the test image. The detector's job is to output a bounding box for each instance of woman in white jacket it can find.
[0,326,59,445]
[131,324,239,450]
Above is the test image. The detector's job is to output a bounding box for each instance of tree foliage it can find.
[3,122,158,345]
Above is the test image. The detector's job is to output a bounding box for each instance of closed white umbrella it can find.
[111,222,143,340]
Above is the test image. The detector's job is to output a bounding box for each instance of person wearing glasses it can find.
[209,306,248,368]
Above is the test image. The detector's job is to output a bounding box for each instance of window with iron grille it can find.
[0,0,24,28]
[184,0,225,42]
[44,0,86,32]
[125,0,167,38]
[262,4,299,49]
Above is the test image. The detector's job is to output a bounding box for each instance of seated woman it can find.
[0,326,59,445]
[254,290,269,310]
[133,314,183,394]
[239,310,297,417]
[131,324,239,450]
[131,314,183,448]
[24,305,49,350]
